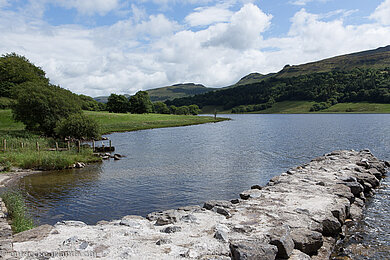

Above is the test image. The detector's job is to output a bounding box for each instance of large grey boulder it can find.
[269,226,295,259]
[290,228,323,256]
[230,240,278,260]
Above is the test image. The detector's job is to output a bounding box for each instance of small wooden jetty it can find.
[92,139,115,153]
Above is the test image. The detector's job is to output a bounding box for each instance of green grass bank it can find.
[85,111,227,134]
[1,191,35,233]
[241,101,390,114]
[201,101,390,114]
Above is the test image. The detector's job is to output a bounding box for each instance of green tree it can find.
[12,82,82,136]
[106,94,131,113]
[153,101,170,114]
[129,91,153,114]
[55,113,100,140]
[188,104,201,115]
[0,53,48,98]
[169,105,177,114]
[78,94,104,111]
[176,106,189,115]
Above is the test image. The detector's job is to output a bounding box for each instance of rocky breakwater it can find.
[8,150,389,259]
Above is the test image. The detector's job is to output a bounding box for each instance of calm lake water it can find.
[16,114,390,257]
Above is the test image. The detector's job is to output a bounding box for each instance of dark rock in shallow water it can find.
[203,200,232,210]
[250,184,262,190]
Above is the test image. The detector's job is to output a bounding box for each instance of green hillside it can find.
[147,83,216,102]
[166,45,390,113]
[277,45,390,78]
[229,72,276,87]
[94,83,216,103]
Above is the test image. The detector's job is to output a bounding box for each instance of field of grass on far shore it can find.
[248,101,390,114]
[84,111,227,134]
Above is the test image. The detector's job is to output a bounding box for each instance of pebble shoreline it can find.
[0,149,388,259]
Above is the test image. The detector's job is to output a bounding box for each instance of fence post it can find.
[36,142,40,152]
[78,140,81,153]
[55,142,59,151]
[92,140,95,152]
[67,141,70,151]
[109,140,112,151]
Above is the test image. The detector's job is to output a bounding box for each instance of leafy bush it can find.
[0,97,14,109]
[153,101,170,114]
[12,82,82,136]
[310,101,332,111]
[188,104,201,115]
[78,94,105,111]
[0,53,48,98]
[176,106,189,115]
[106,94,131,113]
[129,91,153,114]
[55,113,100,140]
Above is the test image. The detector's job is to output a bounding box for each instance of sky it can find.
[1,0,390,97]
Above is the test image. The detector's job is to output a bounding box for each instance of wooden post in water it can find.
[214,109,217,120]
[77,140,81,153]
[92,140,95,152]
[55,142,59,151]
[109,140,112,151]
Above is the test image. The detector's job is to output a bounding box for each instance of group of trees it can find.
[106,91,153,114]
[0,53,100,139]
[107,92,201,115]
[166,67,390,111]
[231,98,275,113]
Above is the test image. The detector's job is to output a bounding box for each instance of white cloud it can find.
[1,1,390,97]
[370,0,390,25]
[185,4,233,27]
[0,0,9,8]
[205,3,272,49]
[263,8,390,69]
[56,0,120,16]
[290,0,328,6]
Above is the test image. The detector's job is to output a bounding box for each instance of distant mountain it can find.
[166,45,390,112]
[229,72,276,87]
[94,83,216,103]
[276,45,390,78]
[146,83,216,102]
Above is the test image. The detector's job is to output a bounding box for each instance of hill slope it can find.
[165,45,390,112]
[147,83,216,102]
[94,84,216,103]
[277,45,390,78]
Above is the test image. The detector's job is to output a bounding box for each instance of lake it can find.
[16,114,390,257]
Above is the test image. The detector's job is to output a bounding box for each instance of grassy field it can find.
[248,101,390,114]
[321,102,390,113]
[255,101,316,114]
[85,111,226,134]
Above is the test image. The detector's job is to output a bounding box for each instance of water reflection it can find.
[18,164,103,224]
